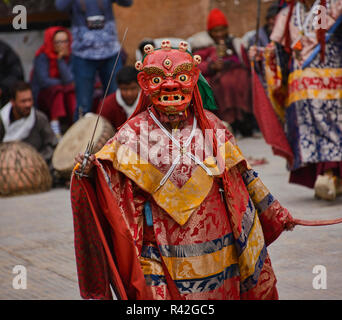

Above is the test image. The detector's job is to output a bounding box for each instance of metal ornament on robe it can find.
[75,27,128,179]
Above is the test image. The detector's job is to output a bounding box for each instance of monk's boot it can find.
[314,174,337,201]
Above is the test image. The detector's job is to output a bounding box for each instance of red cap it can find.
[207,8,229,31]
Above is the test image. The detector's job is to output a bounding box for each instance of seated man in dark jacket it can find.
[0,82,58,172]
[0,40,25,107]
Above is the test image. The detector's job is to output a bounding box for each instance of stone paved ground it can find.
[0,189,80,300]
[0,136,341,300]
[238,137,342,300]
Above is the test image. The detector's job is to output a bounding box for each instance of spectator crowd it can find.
[3,0,337,199]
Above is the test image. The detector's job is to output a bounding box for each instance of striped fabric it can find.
[242,169,275,215]
[140,232,240,295]
[242,168,287,246]
[138,170,279,298]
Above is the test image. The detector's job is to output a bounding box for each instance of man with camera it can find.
[55,0,133,121]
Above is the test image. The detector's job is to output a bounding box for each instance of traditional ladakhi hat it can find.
[207,8,229,31]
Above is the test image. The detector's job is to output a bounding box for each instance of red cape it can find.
[252,67,294,166]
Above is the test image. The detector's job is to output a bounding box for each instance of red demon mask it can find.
[135,40,202,114]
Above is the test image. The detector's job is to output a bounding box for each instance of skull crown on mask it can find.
[135,40,202,115]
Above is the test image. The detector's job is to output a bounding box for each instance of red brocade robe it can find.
[70,108,291,300]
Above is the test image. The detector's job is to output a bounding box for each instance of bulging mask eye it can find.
[151,77,162,85]
[178,74,189,82]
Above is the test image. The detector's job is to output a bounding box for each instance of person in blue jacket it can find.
[55,0,133,121]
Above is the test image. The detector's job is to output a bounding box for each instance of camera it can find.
[86,15,105,30]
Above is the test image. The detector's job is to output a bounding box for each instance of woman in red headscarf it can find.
[31,26,76,139]
[193,8,257,137]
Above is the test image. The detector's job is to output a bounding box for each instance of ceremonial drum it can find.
[52,113,115,179]
[0,141,52,196]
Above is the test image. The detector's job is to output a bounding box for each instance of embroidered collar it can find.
[148,106,213,193]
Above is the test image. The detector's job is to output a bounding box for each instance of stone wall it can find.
[115,0,275,63]
[210,0,275,37]
[114,0,210,64]
[0,0,276,79]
